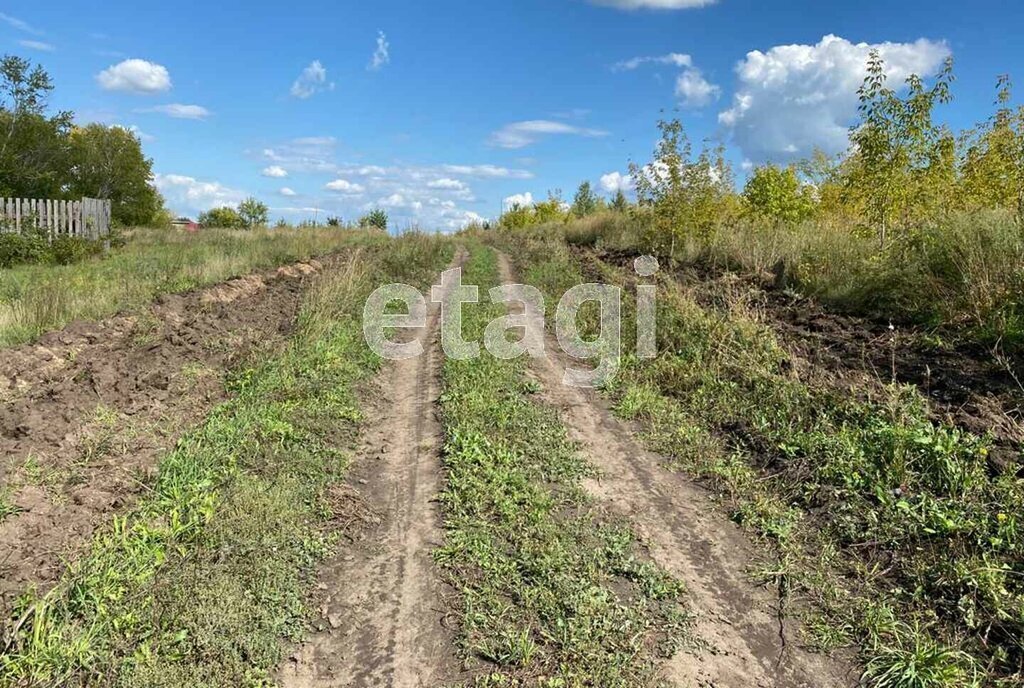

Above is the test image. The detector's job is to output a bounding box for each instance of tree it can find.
[198,206,245,228]
[959,75,1024,219]
[844,50,955,245]
[611,189,629,213]
[0,55,72,198]
[67,124,164,226]
[630,119,737,257]
[742,164,815,224]
[360,209,388,230]
[238,196,269,228]
[571,181,600,217]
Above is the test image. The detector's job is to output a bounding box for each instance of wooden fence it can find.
[0,197,112,240]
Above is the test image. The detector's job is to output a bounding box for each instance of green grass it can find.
[435,244,690,687]
[0,234,453,686]
[0,226,385,347]
[494,230,1023,687]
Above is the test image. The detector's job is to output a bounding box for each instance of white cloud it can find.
[587,0,716,8]
[490,120,609,149]
[369,31,390,71]
[18,40,54,52]
[614,52,719,108]
[426,178,468,191]
[675,68,720,107]
[439,164,533,179]
[503,192,534,210]
[279,187,297,197]
[325,179,366,195]
[0,12,42,35]
[290,60,334,99]
[97,59,171,94]
[719,34,950,163]
[613,53,692,72]
[138,103,210,119]
[262,166,288,178]
[599,171,634,194]
[261,136,339,173]
[155,173,245,214]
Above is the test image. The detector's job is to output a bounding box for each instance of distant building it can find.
[171,217,200,232]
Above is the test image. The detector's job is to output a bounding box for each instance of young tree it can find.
[360,208,388,230]
[68,124,164,226]
[238,196,269,228]
[611,189,629,213]
[630,119,737,257]
[959,75,1024,219]
[844,50,956,245]
[742,163,815,224]
[571,181,601,217]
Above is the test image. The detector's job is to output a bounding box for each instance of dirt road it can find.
[496,251,855,688]
[279,250,466,688]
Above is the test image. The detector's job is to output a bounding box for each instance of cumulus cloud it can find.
[279,187,297,197]
[262,166,288,178]
[599,171,634,194]
[369,31,390,71]
[261,136,339,173]
[719,34,950,163]
[503,192,534,210]
[325,179,366,195]
[155,173,245,214]
[587,0,716,8]
[614,52,719,108]
[18,40,54,52]
[426,178,467,191]
[675,68,720,107]
[290,60,334,99]
[137,103,210,119]
[490,120,609,149]
[97,59,171,94]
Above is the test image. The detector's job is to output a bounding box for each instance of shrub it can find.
[0,229,102,269]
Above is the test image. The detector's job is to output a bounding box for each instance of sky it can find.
[2,0,1023,231]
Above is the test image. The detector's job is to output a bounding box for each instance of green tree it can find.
[742,163,815,224]
[611,189,629,213]
[198,206,245,228]
[571,181,601,217]
[0,55,72,198]
[360,208,388,230]
[844,50,956,245]
[68,124,164,226]
[959,75,1024,219]
[630,119,737,257]
[238,196,269,228]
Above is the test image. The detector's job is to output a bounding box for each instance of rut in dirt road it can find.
[496,252,855,688]
[279,250,466,688]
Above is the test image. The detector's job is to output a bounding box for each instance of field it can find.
[0,220,1020,688]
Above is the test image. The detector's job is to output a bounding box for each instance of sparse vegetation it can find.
[0,234,453,685]
[436,245,690,684]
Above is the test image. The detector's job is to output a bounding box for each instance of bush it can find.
[0,229,102,269]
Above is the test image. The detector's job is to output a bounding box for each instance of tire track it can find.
[496,251,855,688]
[279,249,466,688]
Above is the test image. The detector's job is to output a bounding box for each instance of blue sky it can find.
[2,0,1022,230]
